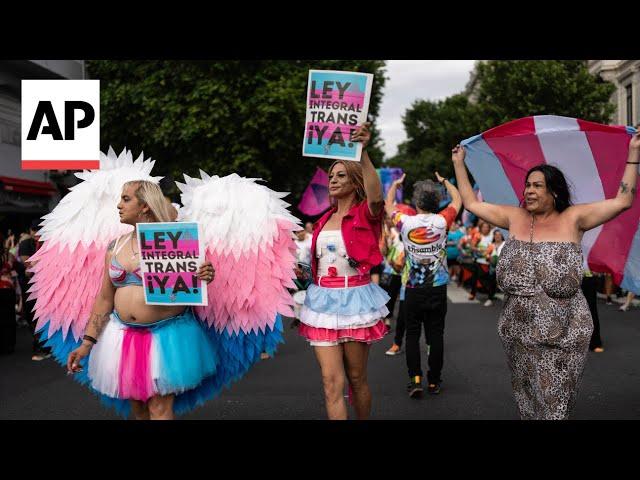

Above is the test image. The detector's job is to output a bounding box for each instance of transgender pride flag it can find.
[461,115,640,295]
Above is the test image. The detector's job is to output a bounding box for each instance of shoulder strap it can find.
[113,233,131,255]
[112,236,120,254]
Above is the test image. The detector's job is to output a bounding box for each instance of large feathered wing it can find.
[177,171,299,389]
[27,147,162,396]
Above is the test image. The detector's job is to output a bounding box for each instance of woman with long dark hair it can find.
[451,132,640,419]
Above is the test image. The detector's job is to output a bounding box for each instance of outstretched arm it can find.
[352,123,384,217]
[67,240,117,373]
[451,144,518,230]
[570,132,640,231]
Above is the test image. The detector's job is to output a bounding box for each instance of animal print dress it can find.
[496,222,593,420]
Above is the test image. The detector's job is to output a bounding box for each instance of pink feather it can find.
[195,219,296,334]
[29,242,107,341]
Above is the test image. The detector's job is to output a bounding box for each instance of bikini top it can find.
[109,234,143,287]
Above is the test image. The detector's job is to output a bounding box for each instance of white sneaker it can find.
[385,344,402,355]
[619,304,630,312]
[484,299,494,307]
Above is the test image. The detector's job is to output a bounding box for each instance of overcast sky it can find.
[377,60,477,159]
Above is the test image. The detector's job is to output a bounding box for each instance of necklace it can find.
[129,232,139,260]
[529,214,535,243]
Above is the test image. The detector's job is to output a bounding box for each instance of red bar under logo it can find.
[22,160,100,170]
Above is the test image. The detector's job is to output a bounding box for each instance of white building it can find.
[0,60,84,233]
[588,60,640,126]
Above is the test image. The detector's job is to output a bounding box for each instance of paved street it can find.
[2,285,640,420]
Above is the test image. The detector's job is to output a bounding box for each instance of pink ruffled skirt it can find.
[298,281,390,347]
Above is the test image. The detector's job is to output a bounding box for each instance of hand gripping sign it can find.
[302,70,374,162]
[136,222,208,306]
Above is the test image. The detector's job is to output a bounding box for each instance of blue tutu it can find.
[304,282,390,315]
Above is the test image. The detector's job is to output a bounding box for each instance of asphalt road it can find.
[1,286,639,420]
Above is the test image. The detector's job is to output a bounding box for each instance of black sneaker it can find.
[427,382,441,395]
[407,376,423,398]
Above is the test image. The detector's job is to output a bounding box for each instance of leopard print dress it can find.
[496,232,593,420]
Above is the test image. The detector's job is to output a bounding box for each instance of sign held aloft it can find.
[302,70,374,162]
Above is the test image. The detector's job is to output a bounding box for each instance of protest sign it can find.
[302,70,374,161]
[136,222,208,306]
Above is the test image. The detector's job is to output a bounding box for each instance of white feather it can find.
[37,146,163,250]
[177,172,301,256]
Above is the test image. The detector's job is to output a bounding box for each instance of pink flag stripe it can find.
[483,129,548,204]
[581,125,638,283]
[483,116,536,139]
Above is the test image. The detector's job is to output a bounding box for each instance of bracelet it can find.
[83,335,97,345]
[627,161,640,164]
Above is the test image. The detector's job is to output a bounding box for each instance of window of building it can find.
[626,84,633,125]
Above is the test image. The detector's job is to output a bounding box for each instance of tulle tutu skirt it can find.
[299,282,390,346]
[88,308,219,401]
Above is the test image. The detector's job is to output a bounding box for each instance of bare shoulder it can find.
[502,204,528,224]
[560,204,583,222]
[106,234,127,253]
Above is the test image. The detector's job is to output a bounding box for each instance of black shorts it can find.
[370,263,383,275]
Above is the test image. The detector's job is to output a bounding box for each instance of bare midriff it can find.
[114,285,186,324]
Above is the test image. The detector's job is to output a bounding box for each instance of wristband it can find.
[627,161,640,164]
[83,335,97,345]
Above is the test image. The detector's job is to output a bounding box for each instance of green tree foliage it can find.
[86,60,386,202]
[389,60,616,200]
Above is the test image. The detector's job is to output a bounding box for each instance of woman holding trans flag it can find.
[451,130,640,420]
[298,122,390,420]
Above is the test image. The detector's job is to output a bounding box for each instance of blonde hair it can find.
[328,160,366,205]
[123,180,174,223]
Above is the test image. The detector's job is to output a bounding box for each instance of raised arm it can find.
[67,239,118,373]
[385,173,406,217]
[570,132,640,232]
[435,171,462,215]
[451,144,518,230]
[352,122,384,217]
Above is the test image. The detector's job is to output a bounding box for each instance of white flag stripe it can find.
[534,115,580,134]
[535,118,605,269]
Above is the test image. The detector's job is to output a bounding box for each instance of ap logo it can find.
[21,79,100,170]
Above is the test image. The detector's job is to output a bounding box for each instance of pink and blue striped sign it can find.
[303,70,374,161]
[136,222,208,306]
[461,115,640,294]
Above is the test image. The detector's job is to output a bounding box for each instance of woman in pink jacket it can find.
[298,123,389,420]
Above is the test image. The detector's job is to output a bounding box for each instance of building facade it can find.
[588,60,640,127]
[0,60,84,234]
